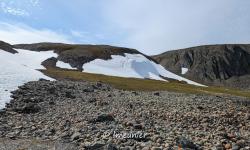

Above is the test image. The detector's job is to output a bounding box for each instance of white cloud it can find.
[0,0,40,17]
[70,30,105,44]
[102,0,250,55]
[0,22,73,44]
[1,6,29,16]
[0,1,29,16]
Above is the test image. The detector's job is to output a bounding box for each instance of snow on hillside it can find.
[81,53,204,86]
[0,49,204,108]
[0,49,56,108]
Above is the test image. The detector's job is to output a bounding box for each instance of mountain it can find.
[13,42,202,86]
[14,43,148,70]
[0,41,202,108]
[1,41,250,149]
[153,44,250,89]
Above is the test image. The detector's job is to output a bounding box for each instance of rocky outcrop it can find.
[41,57,58,68]
[153,44,250,89]
[0,41,17,54]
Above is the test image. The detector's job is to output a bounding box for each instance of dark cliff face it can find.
[14,43,154,71]
[0,41,17,53]
[153,44,250,89]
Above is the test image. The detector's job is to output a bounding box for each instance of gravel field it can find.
[0,80,249,150]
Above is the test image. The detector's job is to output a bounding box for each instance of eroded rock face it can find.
[153,44,250,89]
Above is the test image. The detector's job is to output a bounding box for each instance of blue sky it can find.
[0,0,250,55]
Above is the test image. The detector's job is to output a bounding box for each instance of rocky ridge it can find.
[153,44,250,89]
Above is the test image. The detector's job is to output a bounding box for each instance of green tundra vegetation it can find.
[41,68,250,99]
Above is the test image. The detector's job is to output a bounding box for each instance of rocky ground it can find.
[0,80,249,150]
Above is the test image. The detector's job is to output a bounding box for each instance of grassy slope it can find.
[41,68,250,99]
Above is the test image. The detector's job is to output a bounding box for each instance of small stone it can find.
[88,98,96,103]
[96,82,102,87]
[85,143,105,149]
[133,124,143,130]
[71,132,81,141]
[197,106,204,110]
[142,147,150,150]
[83,87,94,92]
[156,138,162,144]
[236,140,245,147]
[245,113,250,120]
[225,143,231,149]
[151,147,162,150]
[48,87,56,94]
[227,133,235,139]
[17,103,41,114]
[6,132,17,139]
[0,109,6,115]
[154,92,160,96]
[214,145,224,150]
[164,143,169,148]
[152,135,161,142]
[232,144,240,150]
[132,91,138,95]
[49,100,55,105]
[104,144,118,150]
[90,114,115,123]
[176,137,198,149]
[125,121,133,127]
[65,91,76,99]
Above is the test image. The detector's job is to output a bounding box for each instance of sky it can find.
[0,0,250,55]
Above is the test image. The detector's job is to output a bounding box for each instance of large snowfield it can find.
[0,49,203,108]
[81,53,203,86]
[0,49,57,108]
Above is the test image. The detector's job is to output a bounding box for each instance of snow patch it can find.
[56,61,74,69]
[82,53,204,86]
[181,67,189,74]
[0,49,56,108]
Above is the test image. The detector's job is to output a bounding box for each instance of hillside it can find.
[11,42,201,85]
[0,40,203,108]
[0,80,249,149]
[153,44,250,89]
[14,43,152,70]
[0,41,249,149]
